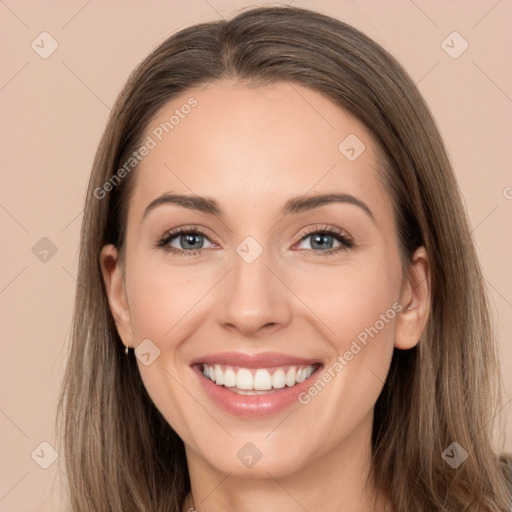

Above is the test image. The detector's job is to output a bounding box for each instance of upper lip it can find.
[190,351,322,369]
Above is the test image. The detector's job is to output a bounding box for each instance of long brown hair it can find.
[56,5,512,511]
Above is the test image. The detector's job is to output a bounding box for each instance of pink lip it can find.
[189,352,323,418]
[189,351,321,368]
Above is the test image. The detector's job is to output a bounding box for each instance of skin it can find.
[100,79,430,512]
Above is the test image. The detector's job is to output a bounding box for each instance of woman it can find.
[56,5,512,511]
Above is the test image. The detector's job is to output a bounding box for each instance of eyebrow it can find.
[142,192,375,223]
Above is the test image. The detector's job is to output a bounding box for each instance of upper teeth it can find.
[202,364,316,390]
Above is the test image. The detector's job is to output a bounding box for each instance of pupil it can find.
[312,234,333,250]
[182,233,203,250]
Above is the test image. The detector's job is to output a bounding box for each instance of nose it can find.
[216,247,292,337]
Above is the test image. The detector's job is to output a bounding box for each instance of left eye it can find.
[297,231,346,251]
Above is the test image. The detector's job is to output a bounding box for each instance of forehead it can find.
[129,79,390,221]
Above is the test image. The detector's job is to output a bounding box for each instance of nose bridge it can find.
[216,238,292,335]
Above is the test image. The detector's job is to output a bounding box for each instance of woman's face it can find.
[101,79,429,479]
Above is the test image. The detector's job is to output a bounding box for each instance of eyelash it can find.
[155,224,354,257]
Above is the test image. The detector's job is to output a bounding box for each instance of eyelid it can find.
[295,224,353,243]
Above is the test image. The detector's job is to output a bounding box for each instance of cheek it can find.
[122,253,223,428]
[122,259,207,443]
[293,254,402,353]
[291,256,402,433]
[325,272,400,355]
[125,256,213,342]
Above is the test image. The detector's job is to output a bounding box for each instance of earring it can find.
[125,344,129,355]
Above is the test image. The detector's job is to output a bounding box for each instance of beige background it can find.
[0,0,510,510]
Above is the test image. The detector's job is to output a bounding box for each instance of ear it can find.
[395,246,431,350]
[99,244,134,349]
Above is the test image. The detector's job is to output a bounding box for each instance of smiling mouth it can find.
[197,363,322,395]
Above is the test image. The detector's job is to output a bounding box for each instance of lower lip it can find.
[191,364,322,418]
